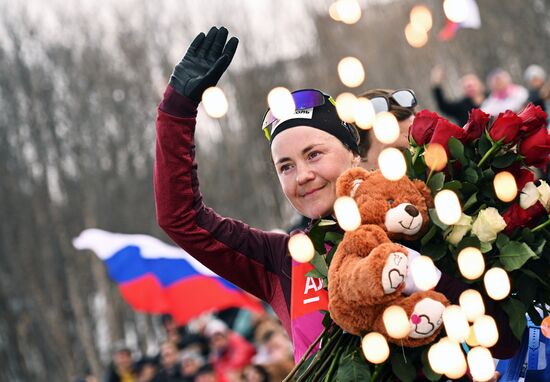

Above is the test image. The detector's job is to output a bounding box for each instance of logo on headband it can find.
[270,107,314,137]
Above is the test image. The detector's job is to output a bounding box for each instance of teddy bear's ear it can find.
[336,167,374,198]
[413,179,434,208]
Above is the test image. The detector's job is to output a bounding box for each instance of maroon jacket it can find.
[154,85,519,359]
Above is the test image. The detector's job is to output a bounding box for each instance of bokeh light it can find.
[335,0,362,24]
[378,148,407,181]
[459,289,485,322]
[457,247,485,280]
[329,2,341,21]
[473,315,499,347]
[443,305,470,342]
[333,196,362,232]
[424,143,448,171]
[434,190,462,225]
[493,171,518,202]
[467,347,496,382]
[338,56,365,88]
[428,338,467,378]
[288,233,315,263]
[383,305,410,339]
[361,332,389,364]
[335,92,358,123]
[373,112,400,144]
[410,256,439,290]
[267,87,295,120]
[443,0,468,23]
[202,86,228,118]
[410,5,433,31]
[404,23,428,48]
[483,267,510,300]
[353,97,376,129]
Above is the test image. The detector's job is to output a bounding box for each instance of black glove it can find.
[170,26,239,102]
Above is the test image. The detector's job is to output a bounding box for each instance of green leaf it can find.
[463,192,478,211]
[421,225,439,246]
[326,244,338,266]
[478,130,492,156]
[529,237,547,255]
[318,219,337,226]
[443,180,462,191]
[427,172,445,193]
[306,269,324,278]
[310,252,329,277]
[502,298,527,341]
[391,350,417,382]
[336,351,371,381]
[495,234,510,250]
[448,137,467,165]
[492,152,518,168]
[404,148,416,179]
[429,208,449,230]
[499,241,538,271]
[454,235,481,252]
[423,242,448,261]
[521,228,535,244]
[421,348,442,382]
[464,167,479,184]
[480,241,492,253]
[461,182,479,195]
[519,268,550,288]
[325,232,343,245]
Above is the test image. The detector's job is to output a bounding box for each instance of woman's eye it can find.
[308,151,321,160]
[280,164,293,174]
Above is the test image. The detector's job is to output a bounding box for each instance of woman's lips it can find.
[301,185,325,197]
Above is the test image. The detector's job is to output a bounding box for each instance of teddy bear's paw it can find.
[381,251,408,294]
[408,298,445,339]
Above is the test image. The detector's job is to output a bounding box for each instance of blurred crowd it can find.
[430,63,550,123]
[76,308,293,382]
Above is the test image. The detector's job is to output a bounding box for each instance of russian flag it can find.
[73,229,263,324]
[438,0,481,41]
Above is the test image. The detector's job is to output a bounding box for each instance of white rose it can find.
[519,182,540,209]
[537,180,550,211]
[444,213,473,245]
[471,207,507,243]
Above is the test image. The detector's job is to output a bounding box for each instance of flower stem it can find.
[283,326,328,382]
[477,142,501,167]
[426,167,435,185]
[532,215,550,233]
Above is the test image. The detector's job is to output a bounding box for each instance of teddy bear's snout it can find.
[404,204,419,217]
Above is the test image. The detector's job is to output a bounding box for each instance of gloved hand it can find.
[170,26,239,101]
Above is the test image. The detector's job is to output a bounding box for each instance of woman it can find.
[354,88,417,168]
[154,26,519,363]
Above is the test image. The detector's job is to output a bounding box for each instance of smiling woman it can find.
[154,26,520,379]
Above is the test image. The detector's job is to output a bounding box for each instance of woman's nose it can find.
[296,164,314,185]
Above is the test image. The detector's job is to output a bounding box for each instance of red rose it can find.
[504,163,535,190]
[409,109,440,145]
[518,127,550,168]
[488,110,523,144]
[503,201,547,234]
[463,108,490,142]
[518,103,548,135]
[429,118,466,153]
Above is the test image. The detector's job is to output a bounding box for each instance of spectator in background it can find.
[430,66,486,126]
[152,342,183,382]
[353,88,417,170]
[135,357,158,382]
[104,345,136,382]
[205,319,256,381]
[193,364,217,382]
[481,68,528,115]
[179,351,205,382]
[524,64,547,111]
[241,364,270,382]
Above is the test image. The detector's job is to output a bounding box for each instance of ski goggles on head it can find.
[367,89,417,115]
[261,89,332,141]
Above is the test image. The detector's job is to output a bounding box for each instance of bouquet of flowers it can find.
[285,104,550,381]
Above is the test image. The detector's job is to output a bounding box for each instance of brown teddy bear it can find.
[328,168,449,347]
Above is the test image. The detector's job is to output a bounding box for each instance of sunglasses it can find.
[262,89,332,141]
[367,89,417,115]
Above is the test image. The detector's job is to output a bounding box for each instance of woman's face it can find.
[271,126,357,219]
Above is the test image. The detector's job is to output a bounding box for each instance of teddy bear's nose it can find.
[405,204,419,217]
